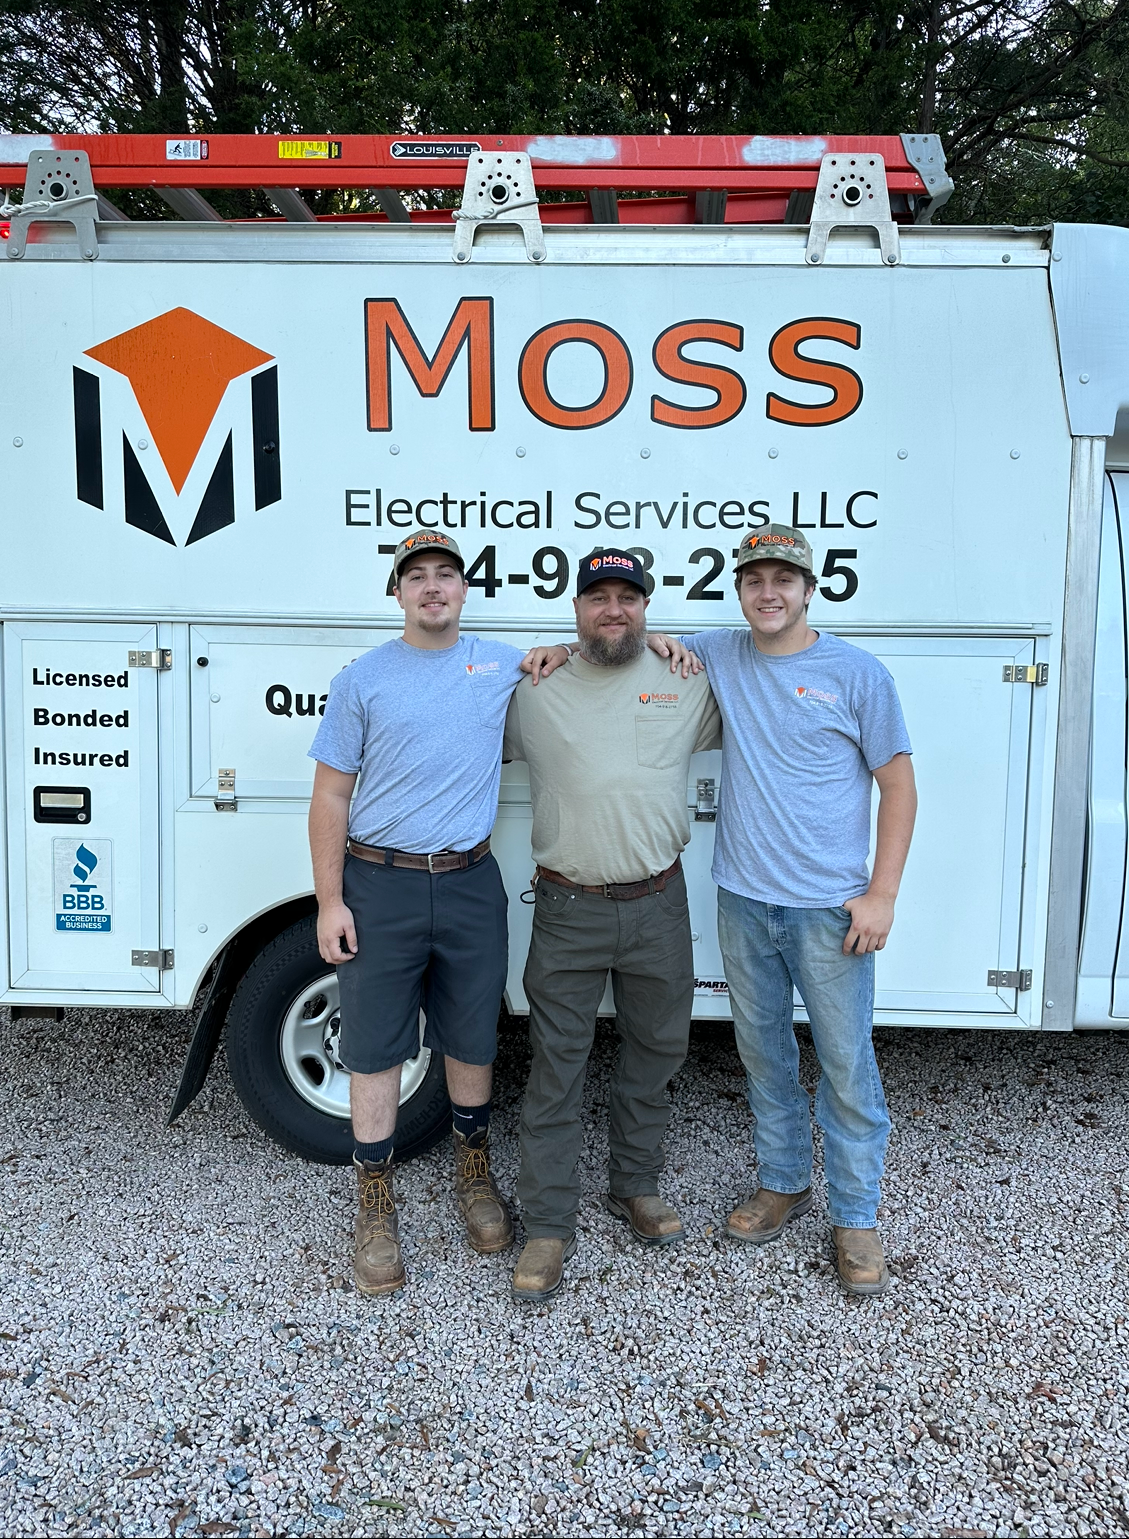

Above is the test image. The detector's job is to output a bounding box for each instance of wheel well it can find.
[190,895,317,1009]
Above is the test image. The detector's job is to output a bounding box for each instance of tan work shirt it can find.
[502,648,721,885]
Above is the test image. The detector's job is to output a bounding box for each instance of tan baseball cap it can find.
[392,531,465,584]
[734,524,815,578]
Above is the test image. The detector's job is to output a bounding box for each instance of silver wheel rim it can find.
[279,974,431,1121]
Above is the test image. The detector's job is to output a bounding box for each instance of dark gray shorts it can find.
[337,851,508,1074]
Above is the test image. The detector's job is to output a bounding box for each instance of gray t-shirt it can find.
[680,628,912,907]
[309,635,524,853]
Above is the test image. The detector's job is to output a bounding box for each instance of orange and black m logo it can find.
[73,307,281,545]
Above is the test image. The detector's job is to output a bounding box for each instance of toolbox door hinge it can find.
[988,969,1032,991]
[1002,664,1048,685]
[214,767,237,812]
[133,949,174,969]
[129,649,173,671]
[694,778,717,822]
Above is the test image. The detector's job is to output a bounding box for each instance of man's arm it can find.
[520,643,572,684]
[309,761,359,964]
[842,753,917,955]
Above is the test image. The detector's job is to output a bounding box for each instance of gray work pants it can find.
[517,870,694,1239]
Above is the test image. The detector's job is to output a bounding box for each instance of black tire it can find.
[224,915,451,1165]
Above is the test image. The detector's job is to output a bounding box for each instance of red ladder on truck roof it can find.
[0,132,952,228]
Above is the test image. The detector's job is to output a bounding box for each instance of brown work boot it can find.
[511,1236,577,1303]
[833,1227,891,1296]
[353,1157,406,1297]
[606,1193,685,1246]
[453,1130,514,1254]
[727,1186,812,1245]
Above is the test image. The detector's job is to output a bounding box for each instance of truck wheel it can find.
[224,916,450,1165]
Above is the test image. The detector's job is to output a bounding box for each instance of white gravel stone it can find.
[0,1006,1126,1537]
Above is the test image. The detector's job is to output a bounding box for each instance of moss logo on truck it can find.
[72,307,281,545]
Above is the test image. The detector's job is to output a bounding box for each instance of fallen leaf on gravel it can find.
[940,1529,988,1538]
[0,1331,17,1341]
[47,1384,75,1403]
[325,1440,342,1461]
[1028,1382,1062,1402]
[759,1427,784,1436]
[322,1463,342,1474]
[429,1520,456,1530]
[199,1524,237,1536]
[168,1505,193,1537]
[573,1445,593,1467]
[912,1108,925,1117]
[366,1498,405,1511]
[633,1428,650,1450]
[174,1428,192,1447]
[330,1477,345,1500]
[124,1465,159,1479]
[524,1381,534,1401]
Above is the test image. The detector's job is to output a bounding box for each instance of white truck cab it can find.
[1,132,1127,1161]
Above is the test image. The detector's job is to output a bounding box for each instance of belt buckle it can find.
[427,853,436,874]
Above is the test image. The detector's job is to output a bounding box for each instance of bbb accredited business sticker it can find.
[53,839,113,932]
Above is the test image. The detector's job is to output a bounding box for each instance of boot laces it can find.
[359,1167,395,1219]
[459,1146,496,1198]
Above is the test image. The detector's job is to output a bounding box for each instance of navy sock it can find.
[451,1101,491,1147]
[354,1136,394,1167]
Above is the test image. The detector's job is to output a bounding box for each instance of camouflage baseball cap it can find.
[734,525,815,578]
[392,531,465,583]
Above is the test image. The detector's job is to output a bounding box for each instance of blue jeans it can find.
[717,888,890,1228]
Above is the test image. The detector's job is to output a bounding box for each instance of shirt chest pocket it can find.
[465,671,502,728]
[635,714,683,770]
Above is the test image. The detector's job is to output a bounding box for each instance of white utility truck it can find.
[1,131,1127,1162]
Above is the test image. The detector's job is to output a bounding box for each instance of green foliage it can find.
[1,0,1127,223]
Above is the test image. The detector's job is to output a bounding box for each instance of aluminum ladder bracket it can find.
[453,152,546,264]
[806,153,899,267]
[6,149,100,261]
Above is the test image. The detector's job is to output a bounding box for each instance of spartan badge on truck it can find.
[72,307,282,546]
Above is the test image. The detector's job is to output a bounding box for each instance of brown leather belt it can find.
[537,855,682,901]
[347,836,491,873]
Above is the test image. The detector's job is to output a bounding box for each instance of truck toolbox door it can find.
[3,623,163,994]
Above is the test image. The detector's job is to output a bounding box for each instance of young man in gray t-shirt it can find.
[675,525,917,1296]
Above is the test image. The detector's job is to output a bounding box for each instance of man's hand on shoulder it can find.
[646,633,703,679]
[318,902,358,964]
[841,892,895,955]
[521,643,574,684]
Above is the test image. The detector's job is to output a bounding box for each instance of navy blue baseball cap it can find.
[576,548,648,596]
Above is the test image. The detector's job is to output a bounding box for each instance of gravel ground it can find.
[0,1007,1127,1539]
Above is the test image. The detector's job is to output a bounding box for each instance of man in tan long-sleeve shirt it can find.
[502,549,720,1302]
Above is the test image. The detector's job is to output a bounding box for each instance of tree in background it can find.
[1,0,1126,223]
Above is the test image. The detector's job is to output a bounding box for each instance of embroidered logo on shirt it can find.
[466,662,500,675]
[795,685,838,705]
